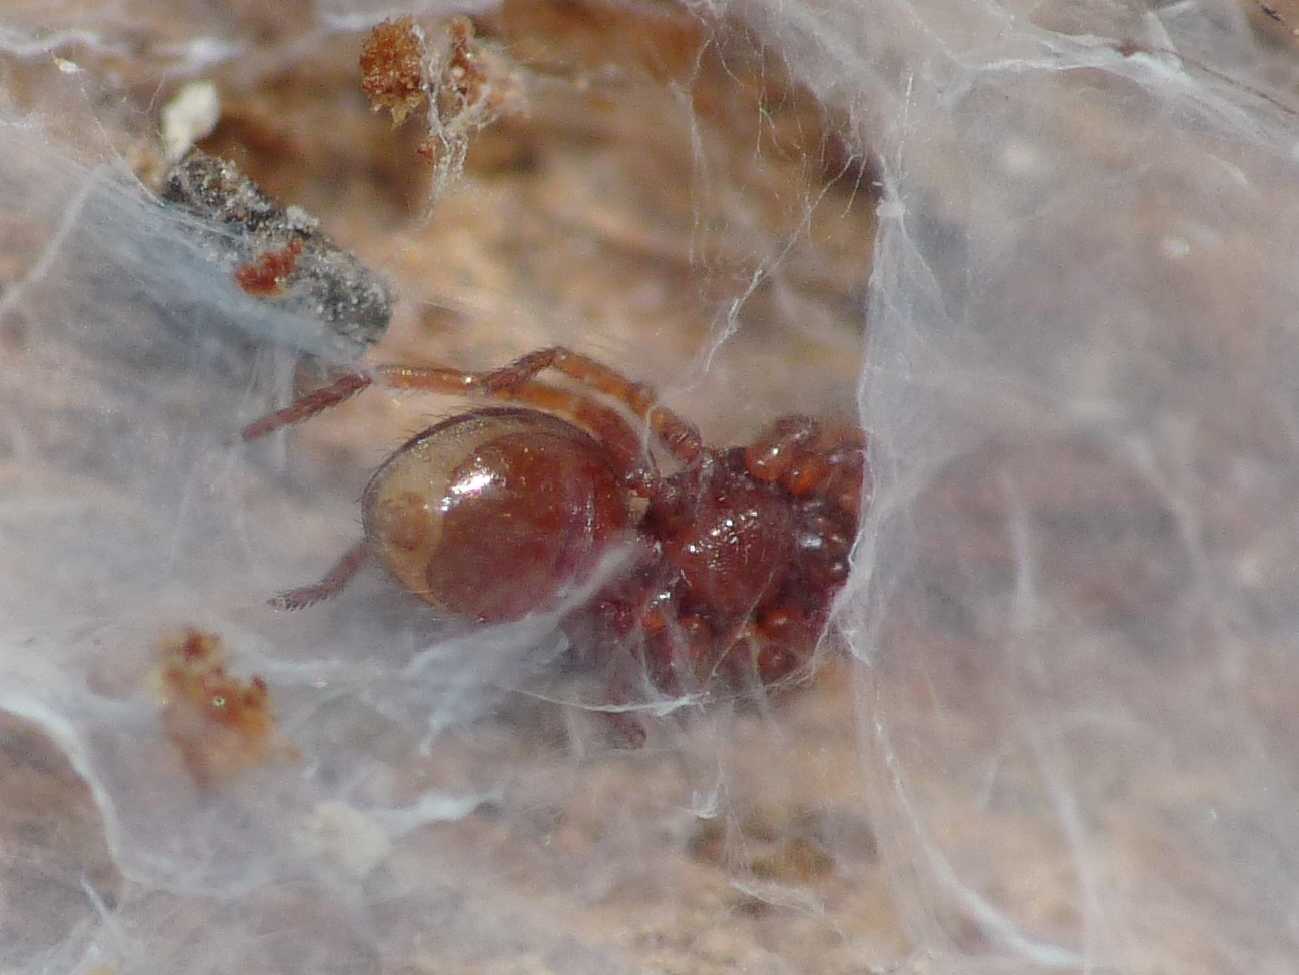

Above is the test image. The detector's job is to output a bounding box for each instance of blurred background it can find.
[2,1,1299,973]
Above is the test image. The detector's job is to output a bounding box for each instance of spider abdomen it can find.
[362,409,632,623]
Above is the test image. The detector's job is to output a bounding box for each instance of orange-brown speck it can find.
[360,17,427,126]
[156,628,296,787]
[234,238,303,297]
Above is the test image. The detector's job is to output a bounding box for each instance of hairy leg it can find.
[241,358,668,493]
[242,347,703,461]
[376,364,662,492]
[476,346,704,464]
[241,371,373,441]
[269,540,371,610]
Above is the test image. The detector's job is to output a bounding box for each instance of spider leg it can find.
[474,346,704,465]
[640,601,717,693]
[375,364,662,495]
[744,414,821,483]
[242,371,373,440]
[743,415,868,520]
[803,424,869,521]
[750,603,823,685]
[243,358,667,495]
[269,540,371,610]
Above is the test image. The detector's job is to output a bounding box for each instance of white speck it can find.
[285,205,319,230]
[54,57,80,74]
[161,80,221,162]
[1160,236,1191,259]
[1235,552,1264,588]
[155,36,244,71]
[296,801,392,878]
[876,199,905,220]
[1002,140,1041,176]
[450,469,494,496]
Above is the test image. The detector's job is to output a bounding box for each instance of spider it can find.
[243,346,866,743]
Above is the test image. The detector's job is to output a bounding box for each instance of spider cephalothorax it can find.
[244,347,866,743]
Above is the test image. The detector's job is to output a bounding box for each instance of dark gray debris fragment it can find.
[161,149,392,355]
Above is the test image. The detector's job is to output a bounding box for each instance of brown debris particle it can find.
[750,836,836,883]
[687,807,845,883]
[686,817,726,865]
[360,16,427,126]
[359,15,517,185]
[437,17,490,121]
[162,149,392,354]
[156,628,295,787]
[234,237,304,296]
[422,17,517,168]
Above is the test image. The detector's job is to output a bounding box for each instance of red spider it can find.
[243,347,866,744]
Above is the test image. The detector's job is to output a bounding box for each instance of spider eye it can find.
[363,408,632,622]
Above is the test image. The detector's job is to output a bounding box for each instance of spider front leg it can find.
[242,371,374,441]
[476,346,704,464]
[242,346,702,463]
[241,354,665,495]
